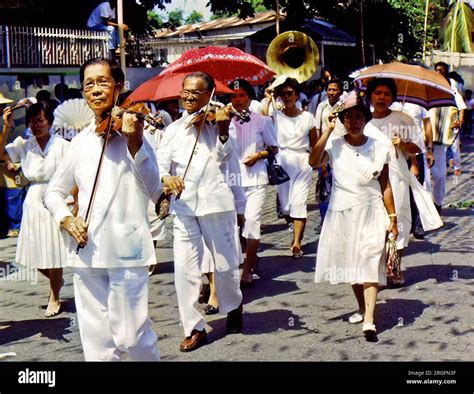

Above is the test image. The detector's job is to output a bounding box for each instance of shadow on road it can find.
[375,298,430,335]
[0,316,75,346]
[241,254,315,304]
[206,309,312,344]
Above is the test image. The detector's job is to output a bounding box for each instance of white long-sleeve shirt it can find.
[157,113,235,217]
[44,122,161,268]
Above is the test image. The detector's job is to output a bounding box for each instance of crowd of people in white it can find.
[0,57,466,358]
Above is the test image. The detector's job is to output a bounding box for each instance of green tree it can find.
[186,10,204,24]
[147,10,164,28]
[442,0,473,52]
[168,9,184,26]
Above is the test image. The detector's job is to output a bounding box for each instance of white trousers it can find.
[242,185,266,240]
[276,150,313,219]
[431,145,447,206]
[173,212,243,337]
[451,134,461,170]
[73,267,160,361]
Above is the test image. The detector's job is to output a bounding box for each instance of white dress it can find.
[367,111,422,249]
[314,136,390,285]
[273,110,316,219]
[6,134,69,269]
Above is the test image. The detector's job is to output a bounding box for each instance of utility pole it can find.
[118,0,126,79]
[422,0,430,61]
[276,0,280,35]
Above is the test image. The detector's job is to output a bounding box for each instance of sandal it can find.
[45,301,61,318]
[292,246,304,259]
[204,304,219,315]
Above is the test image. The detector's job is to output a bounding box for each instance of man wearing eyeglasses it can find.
[157,71,243,352]
[44,58,161,361]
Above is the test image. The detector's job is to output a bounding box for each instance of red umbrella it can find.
[128,72,234,102]
[160,46,276,85]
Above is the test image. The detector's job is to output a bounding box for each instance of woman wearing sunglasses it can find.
[263,77,317,258]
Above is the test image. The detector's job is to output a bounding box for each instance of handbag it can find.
[0,162,30,188]
[266,151,290,186]
[386,235,402,281]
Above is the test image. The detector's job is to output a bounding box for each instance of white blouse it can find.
[6,133,69,183]
[326,136,390,212]
[229,112,278,187]
[272,111,316,152]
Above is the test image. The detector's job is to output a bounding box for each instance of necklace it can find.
[344,136,367,157]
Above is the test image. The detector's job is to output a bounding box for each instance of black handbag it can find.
[266,151,290,186]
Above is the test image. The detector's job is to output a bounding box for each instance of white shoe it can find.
[349,312,364,324]
[362,322,376,334]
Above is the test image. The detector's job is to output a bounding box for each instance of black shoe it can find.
[226,304,243,334]
[204,304,219,315]
[434,203,442,215]
[413,231,425,240]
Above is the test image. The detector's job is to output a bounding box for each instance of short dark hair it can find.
[338,104,372,123]
[36,90,51,102]
[229,79,256,100]
[183,72,215,92]
[275,77,301,97]
[366,78,398,102]
[79,57,125,86]
[26,102,54,125]
[434,61,449,72]
[326,78,343,92]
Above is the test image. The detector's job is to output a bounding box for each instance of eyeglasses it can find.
[279,90,295,97]
[180,89,209,98]
[82,78,115,92]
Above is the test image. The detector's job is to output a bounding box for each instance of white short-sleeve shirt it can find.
[272,111,316,152]
[229,112,278,187]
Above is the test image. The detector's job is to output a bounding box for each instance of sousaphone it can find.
[266,30,319,84]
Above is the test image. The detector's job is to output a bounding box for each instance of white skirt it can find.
[16,184,68,269]
[315,203,388,285]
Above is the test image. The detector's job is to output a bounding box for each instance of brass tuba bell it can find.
[266,31,319,84]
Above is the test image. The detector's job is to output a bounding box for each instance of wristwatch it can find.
[218,134,229,143]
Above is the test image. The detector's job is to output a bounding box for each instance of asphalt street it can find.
[0,141,473,362]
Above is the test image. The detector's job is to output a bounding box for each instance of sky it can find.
[156,0,213,21]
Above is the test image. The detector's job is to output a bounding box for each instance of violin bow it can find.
[175,87,216,200]
[76,86,120,254]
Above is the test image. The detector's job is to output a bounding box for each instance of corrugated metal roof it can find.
[154,10,278,38]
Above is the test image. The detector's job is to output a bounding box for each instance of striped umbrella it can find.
[352,62,456,109]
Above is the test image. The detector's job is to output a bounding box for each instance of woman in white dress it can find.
[0,103,70,317]
[263,78,317,258]
[365,79,423,286]
[229,79,278,286]
[309,91,398,339]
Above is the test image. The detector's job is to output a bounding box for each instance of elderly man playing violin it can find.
[158,71,243,352]
[44,58,161,361]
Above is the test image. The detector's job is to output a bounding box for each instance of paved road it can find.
[1,141,473,362]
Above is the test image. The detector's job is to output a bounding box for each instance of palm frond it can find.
[442,0,473,53]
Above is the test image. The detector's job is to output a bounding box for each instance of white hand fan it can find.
[52,99,94,140]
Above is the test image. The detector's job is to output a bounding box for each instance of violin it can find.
[95,98,165,137]
[185,100,251,128]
